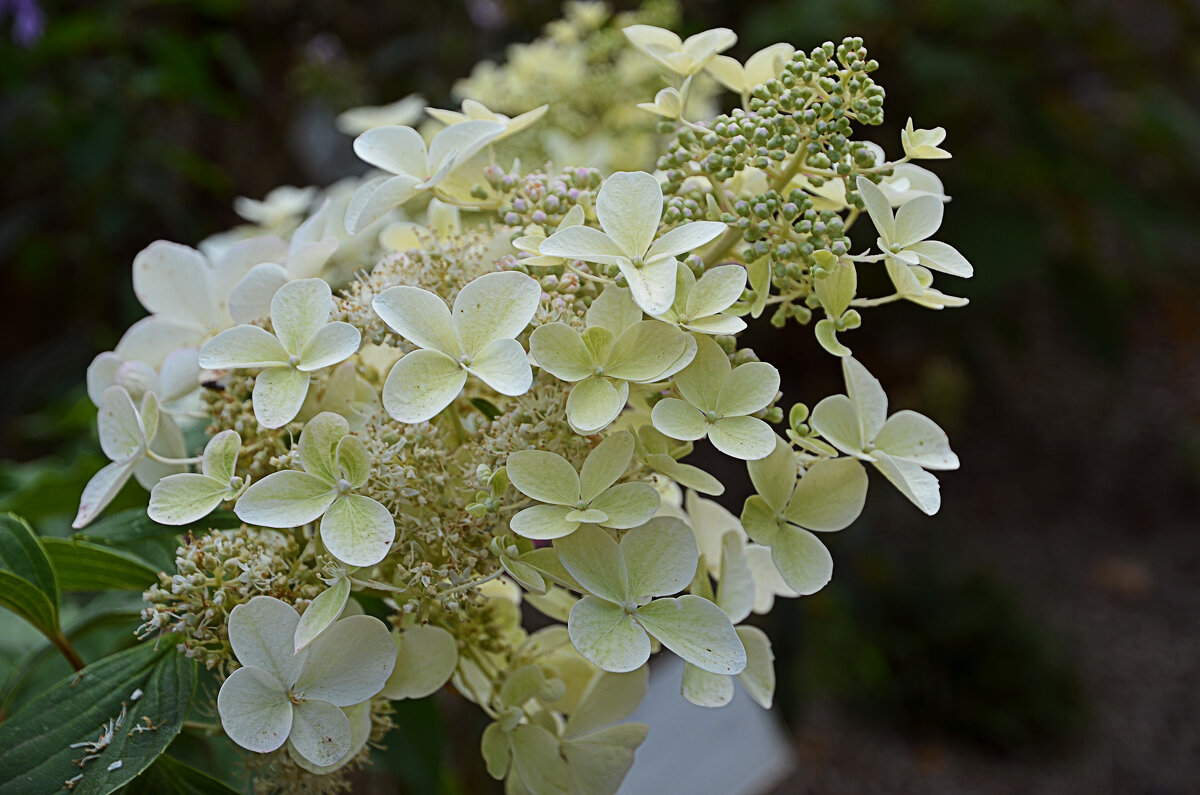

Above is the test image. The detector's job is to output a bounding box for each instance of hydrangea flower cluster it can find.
[73,4,971,792]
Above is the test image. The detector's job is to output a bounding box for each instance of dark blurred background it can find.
[2,0,1198,792]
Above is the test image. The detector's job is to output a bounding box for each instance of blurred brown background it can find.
[1,0,1198,792]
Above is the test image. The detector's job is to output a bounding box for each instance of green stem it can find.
[48,630,85,672]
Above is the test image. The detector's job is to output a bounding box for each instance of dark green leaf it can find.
[41,538,160,592]
[0,638,197,795]
[78,508,240,547]
[470,398,503,420]
[0,513,59,633]
[120,754,241,794]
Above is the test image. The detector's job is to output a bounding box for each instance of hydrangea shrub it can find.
[0,3,972,793]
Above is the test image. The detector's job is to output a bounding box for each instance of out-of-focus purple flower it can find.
[1,0,44,47]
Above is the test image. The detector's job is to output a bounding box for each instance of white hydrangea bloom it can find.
[705,43,795,96]
[810,357,959,515]
[372,270,541,423]
[148,430,245,526]
[651,334,780,460]
[217,596,395,768]
[235,412,395,566]
[538,171,726,315]
[554,519,745,675]
[199,278,361,429]
[505,431,659,540]
[622,25,737,77]
[345,120,505,233]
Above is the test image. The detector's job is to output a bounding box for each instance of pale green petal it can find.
[540,225,627,267]
[131,240,214,324]
[645,220,726,261]
[427,119,504,172]
[506,450,580,505]
[842,357,887,442]
[746,435,795,510]
[202,429,241,483]
[72,458,137,529]
[270,278,332,355]
[372,285,462,357]
[810,394,865,456]
[647,453,724,496]
[786,458,868,532]
[605,321,688,382]
[715,362,779,417]
[298,322,360,372]
[562,724,648,795]
[892,195,943,248]
[885,257,926,296]
[739,494,778,546]
[579,431,635,501]
[468,338,533,396]
[716,532,755,624]
[855,175,894,244]
[564,668,649,738]
[294,578,350,653]
[685,491,746,570]
[708,416,776,460]
[530,323,594,382]
[252,366,311,429]
[299,411,350,484]
[907,240,972,278]
[147,473,230,525]
[335,435,372,488]
[199,325,288,369]
[96,386,144,461]
[745,543,798,613]
[770,525,832,595]
[295,614,397,706]
[289,701,370,775]
[381,349,467,423]
[229,262,288,324]
[380,625,458,700]
[636,595,746,675]
[813,259,857,318]
[344,174,423,234]
[591,483,660,530]
[673,334,729,411]
[596,171,662,257]
[509,723,572,795]
[682,664,734,708]
[320,494,396,567]
[568,596,649,673]
[217,665,292,754]
[353,125,428,177]
[875,410,959,469]
[582,326,615,365]
[511,504,581,541]
[650,398,708,441]
[502,556,548,594]
[871,451,942,515]
[705,53,745,92]
[736,625,775,709]
[815,319,852,358]
[481,722,511,780]
[289,698,352,768]
[228,596,306,685]
[622,516,698,601]
[683,314,746,335]
[236,470,337,528]
[586,285,643,335]
[567,376,627,434]
[454,271,541,355]
[684,264,746,319]
[617,256,677,317]
[555,524,629,604]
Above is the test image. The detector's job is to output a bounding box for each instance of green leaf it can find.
[469,397,502,420]
[78,508,240,546]
[41,538,160,591]
[0,513,59,634]
[0,639,197,795]
[121,754,241,794]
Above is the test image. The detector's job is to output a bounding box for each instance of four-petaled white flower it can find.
[554,519,746,675]
[623,25,737,77]
[425,99,548,143]
[651,334,780,460]
[705,42,795,97]
[810,357,959,515]
[538,171,726,315]
[372,270,541,424]
[199,278,361,429]
[740,436,868,595]
[235,412,395,566]
[900,118,951,160]
[653,262,747,334]
[505,431,660,540]
[857,175,972,300]
[345,121,505,233]
[117,237,289,367]
[217,596,395,768]
[73,386,162,529]
[530,286,696,434]
[148,430,246,525]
